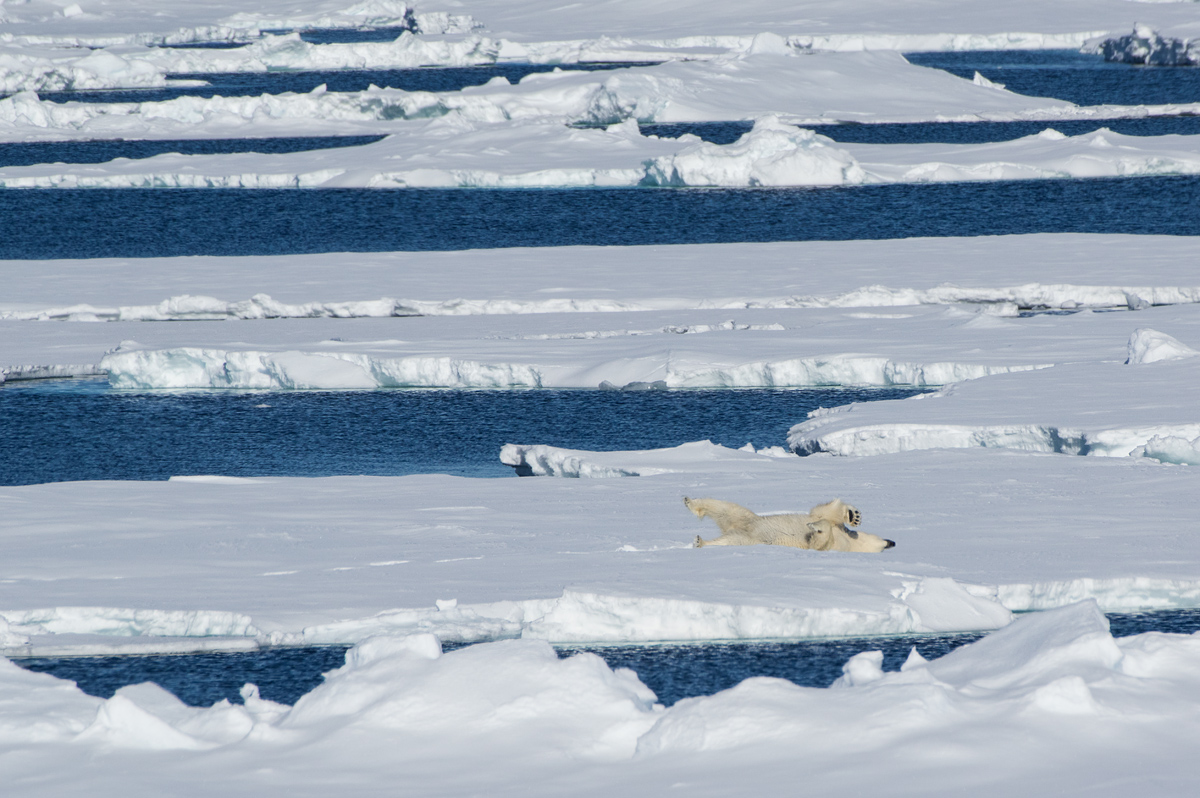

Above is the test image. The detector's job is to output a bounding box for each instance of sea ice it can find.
[788,356,1200,459]
[4,1,1200,791]
[1097,25,1200,67]
[6,113,1200,189]
[3,604,1200,795]
[4,442,1200,654]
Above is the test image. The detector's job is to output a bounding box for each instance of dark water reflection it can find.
[0,381,925,486]
[4,178,1200,260]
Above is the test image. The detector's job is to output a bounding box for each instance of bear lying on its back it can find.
[684,496,894,553]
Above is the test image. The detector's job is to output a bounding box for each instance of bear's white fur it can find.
[684,497,895,553]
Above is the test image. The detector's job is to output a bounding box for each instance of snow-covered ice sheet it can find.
[3,604,1200,796]
[6,233,1200,386]
[0,51,1092,142]
[9,300,1200,389]
[3,234,1198,321]
[789,338,1200,460]
[0,0,468,45]
[7,48,1200,146]
[3,443,1200,655]
[4,0,1200,50]
[0,44,170,93]
[7,115,1200,188]
[5,1,1200,792]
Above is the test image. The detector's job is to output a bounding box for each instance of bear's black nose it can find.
[884,539,896,549]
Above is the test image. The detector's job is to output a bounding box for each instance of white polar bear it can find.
[684,496,895,553]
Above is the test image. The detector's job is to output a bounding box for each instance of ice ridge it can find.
[4,284,1198,323]
[95,346,1047,391]
[99,347,545,390]
[1097,25,1200,67]
[8,579,1200,655]
[789,419,1200,461]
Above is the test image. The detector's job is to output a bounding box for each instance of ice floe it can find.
[0,45,167,93]
[789,355,1200,459]
[4,235,1199,324]
[1125,326,1200,364]
[8,237,1200,389]
[5,0,1200,793]
[5,441,1200,655]
[6,114,1200,189]
[1096,24,1200,66]
[1,605,1200,794]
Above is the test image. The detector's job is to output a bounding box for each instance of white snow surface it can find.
[1126,326,1200,364]
[8,100,1200,188]
[4,604,1200,795]
[3,0,1200,49]
[3,233,1199,321]
[5,444,1200,655]
[0,50,1098,141]
[5,114,1200,189]
[11,299,1200,390]
[6,234,1200,389]
[789,352,1200,459]
[0,44,168,93]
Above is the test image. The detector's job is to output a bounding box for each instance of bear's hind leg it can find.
[683,497,760,534]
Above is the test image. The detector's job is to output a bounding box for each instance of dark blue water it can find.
[34,63,656,105]
[0,136,385,168]
[0,380,922,486]
[3,178,1200,259]
[640,116,1200,145]
[276,28,419,45]
[159,29,483,49]
[15,609,1200,708]
[158,40,250,50]
[161,28,454,49]
[906,50,1200,107]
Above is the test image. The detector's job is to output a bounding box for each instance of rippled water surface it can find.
[641,116,1200,145]
[906,49,1200,107]
[0,379,925,485]
[4,178,1199,259]
[0,136,386,168]
[36,62,653,104]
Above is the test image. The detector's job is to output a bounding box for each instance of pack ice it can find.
[4,0,1200,794]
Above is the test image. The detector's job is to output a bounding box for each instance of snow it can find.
[7,114,1200,189]
[4,603,1200,795]
[4,0,1200,48]
[788,354,1200,459]
[3,234,1198,322]
[6,234,1200,389]
[0,45,168,93]
[5,440,1200,655]
[4,1,1200,793]
[0,50,1096,143]
[138,30,500,73]
[1126,326,1200,364]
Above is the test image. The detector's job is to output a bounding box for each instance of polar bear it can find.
[684,496,895,552]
